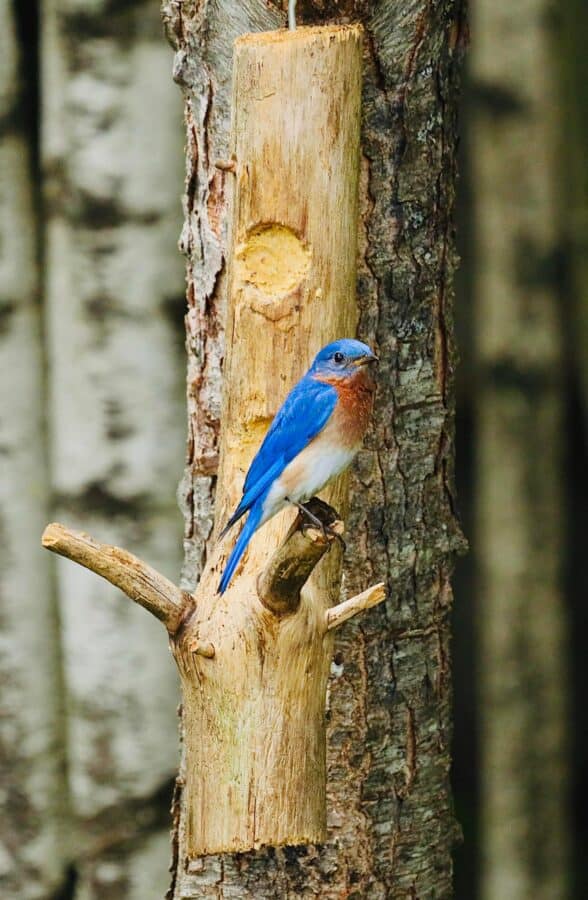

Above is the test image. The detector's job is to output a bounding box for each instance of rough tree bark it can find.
[41,1,186,895]
[0,2,67,896]
[470,0,569,897]
[161,1,466,896]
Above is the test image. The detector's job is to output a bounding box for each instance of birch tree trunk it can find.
[0,3,68,897]
[470,0,569,896]
[41,1,185,895]
[163,1,466,896]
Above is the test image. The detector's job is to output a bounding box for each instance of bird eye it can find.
[333,351,345,364]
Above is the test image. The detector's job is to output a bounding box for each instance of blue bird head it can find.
[310,338,378,377]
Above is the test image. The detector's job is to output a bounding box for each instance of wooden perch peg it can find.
[41,523,193,633]
[257,498,344,615]
[326,582,387,631]
[257,498,386,624]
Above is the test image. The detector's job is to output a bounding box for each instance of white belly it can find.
[262,439,359,522]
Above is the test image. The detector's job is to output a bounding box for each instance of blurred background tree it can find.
[2,0,185,897]
[452,1,588,898]
[470,0,568,897]
[0,1,67,895]
[0,0,586,898]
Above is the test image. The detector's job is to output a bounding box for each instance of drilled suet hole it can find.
[236,224,311,295]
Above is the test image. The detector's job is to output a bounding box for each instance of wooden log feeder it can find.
[42,24,386,858]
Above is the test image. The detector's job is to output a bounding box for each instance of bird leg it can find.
[287,498,347,551]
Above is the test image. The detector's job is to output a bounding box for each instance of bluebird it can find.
[218,338,378,594]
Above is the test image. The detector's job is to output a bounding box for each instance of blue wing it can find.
[244,375,338,495]
[220,374,338,536]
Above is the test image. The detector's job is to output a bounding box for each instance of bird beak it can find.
[354,353,379,367]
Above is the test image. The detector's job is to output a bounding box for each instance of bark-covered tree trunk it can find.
[0,3,68,897]
[470,0,569,897]
[41,1,186,895]
[163,2,466,896]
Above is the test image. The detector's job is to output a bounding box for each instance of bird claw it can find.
[323,524,346,551]
[288,498,346,552]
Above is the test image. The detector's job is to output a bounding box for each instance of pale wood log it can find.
[42,523,193,633]
[171,24,364,857]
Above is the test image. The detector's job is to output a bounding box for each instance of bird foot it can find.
[288,498,346,551]
[325,525,346,552]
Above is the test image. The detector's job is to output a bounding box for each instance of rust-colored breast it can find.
[315,368,375,449]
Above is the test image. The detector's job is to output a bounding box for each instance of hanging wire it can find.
[288,0,297,30]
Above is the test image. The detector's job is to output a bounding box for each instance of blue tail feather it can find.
[218,503,263,594]
[218,458,284,542]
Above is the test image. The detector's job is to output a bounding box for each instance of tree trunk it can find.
[470,0,569,896]
[560,10,588,891]
[0,2,68,896]
[41,0,186,894]
[162,1,466,896]
[561,0,588,428]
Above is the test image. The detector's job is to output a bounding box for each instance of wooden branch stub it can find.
[257,498,344,616]
[189,640,216,659]
[326,582,387,631]
[41,523,192,634]
[214,156,236,173]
